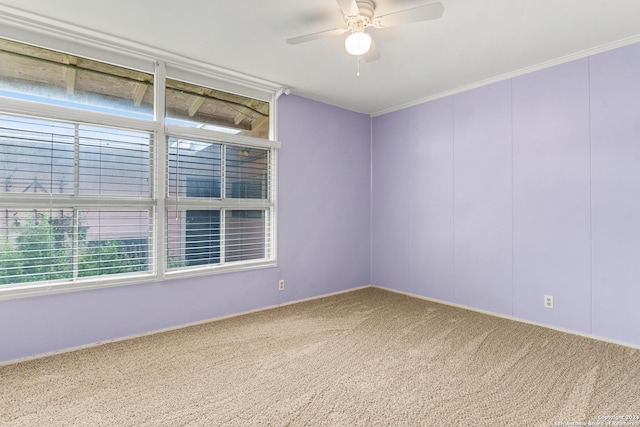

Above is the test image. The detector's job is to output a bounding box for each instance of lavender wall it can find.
[372,42,640,348]
[590,43,640,344]
[0,271,279,364]
[277,95,371,302]
[372,98,454,300]
[512,60,591,333]
[0,94,371,364]
[453,80,513,316]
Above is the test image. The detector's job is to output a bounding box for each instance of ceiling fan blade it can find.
[375,2,444,28]
[336,0,360,17]
[286,28,348,45]
[363,39,381,62]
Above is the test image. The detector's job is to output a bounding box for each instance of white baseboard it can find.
[372,285,640,351]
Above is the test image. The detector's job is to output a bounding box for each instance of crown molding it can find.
[371,35,640,118]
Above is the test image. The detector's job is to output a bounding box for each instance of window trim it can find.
[0,96,161,135]
[164,132,277,277]
[0,108,160,300]
[165,124,280,150]
[0,28,283,300]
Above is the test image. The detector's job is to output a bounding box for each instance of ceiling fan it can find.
[286,0,445,62]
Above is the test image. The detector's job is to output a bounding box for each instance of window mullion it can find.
[74,123,80,196]
[269,148,277,262]
[155,60,167,279]
[72,125,80,280]
[221,146,227,199]
[72,208,79,280]
[220,209,226,264]
[220,146,227,264]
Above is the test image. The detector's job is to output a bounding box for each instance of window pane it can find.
[0,209,150,285]
[165,78,269,138]
[226,210,266,262]
[168,138,221,198]
[0,209,74,285]
[226,147,269,199]
[0,116,151,197]
[0,115,75,195]
[77,210,150,277]
[0,38,154,119]
[167,209,220,268]
[78,125,151,196]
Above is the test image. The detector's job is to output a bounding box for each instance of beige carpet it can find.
[1,287,639,426]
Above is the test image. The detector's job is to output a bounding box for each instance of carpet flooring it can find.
[1,287,639,426]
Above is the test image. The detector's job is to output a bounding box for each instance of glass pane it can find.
[226,147,269,199]
[165,78,269,138]
[0,38,154,119]
[168,138,221,198]
[78,125,151,196]
[0,115,75,195]
[226,210,266,262]
[0,209,74,285]
[77,210,150,277]
[0,209,150,285]
[167,209,220,268]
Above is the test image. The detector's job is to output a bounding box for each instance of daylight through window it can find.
[0,38,278,297]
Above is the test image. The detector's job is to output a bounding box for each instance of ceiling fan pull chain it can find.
[356,55,361,77]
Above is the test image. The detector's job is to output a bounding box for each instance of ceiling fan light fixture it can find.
[344,31,372,56]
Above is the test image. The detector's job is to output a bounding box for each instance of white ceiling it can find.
[1,0,640,115]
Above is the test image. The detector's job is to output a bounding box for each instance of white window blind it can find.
[166,137,275,271]
[0,209,151,285]
[0,114,155,286]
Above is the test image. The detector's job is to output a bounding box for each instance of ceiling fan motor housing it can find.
[354,0,375,20]
[345,0,375,33]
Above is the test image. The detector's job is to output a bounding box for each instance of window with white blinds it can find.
[0,209,151,285]
[166,137,274,271]
[0,115,151,197]
[0,114,154,286]
[0,37,278,297]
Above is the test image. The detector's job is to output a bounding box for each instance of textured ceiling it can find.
[1,0,640,115]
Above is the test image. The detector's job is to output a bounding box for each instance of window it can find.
[0,37,278,298]
[0,38,154,119]
[165,78,269,139]
[0,114,154,285]
[166,139,274,270]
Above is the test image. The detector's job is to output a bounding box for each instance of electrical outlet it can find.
[544,295,554,309]
[278,280,285,291]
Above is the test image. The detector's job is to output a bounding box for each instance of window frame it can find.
[0,99,160,297]
[0,34,281,301]
[163,125,278,279]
